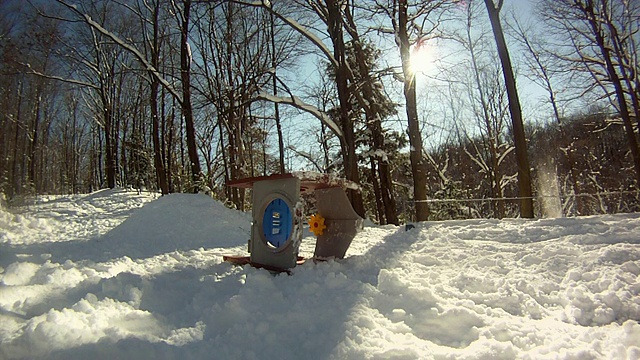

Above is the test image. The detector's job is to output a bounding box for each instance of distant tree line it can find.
[0,0,638,221]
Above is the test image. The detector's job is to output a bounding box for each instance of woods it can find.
[1,0,639,221]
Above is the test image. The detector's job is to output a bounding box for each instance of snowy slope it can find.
[1,189,639,359]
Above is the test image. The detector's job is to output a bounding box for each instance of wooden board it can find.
[227,171,360,193]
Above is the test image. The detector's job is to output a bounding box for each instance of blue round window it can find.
[262,198,293,248]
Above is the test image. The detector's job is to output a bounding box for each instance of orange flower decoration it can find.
[308,213,326,236]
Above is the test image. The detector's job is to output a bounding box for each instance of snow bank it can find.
[0,189,153,247]
[1,190,639,359]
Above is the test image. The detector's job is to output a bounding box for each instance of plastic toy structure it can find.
[224,172,364,272]
[308,214,326,236]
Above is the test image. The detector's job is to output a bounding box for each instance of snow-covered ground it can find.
[1,189,639,359]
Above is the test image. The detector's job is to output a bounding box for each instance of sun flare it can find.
[409,38,436,75]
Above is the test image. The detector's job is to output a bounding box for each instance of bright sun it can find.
[409,38,437,75]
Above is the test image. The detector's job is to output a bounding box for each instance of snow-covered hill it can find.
[1,189,639,359]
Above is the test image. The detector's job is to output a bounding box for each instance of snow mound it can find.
[0,189,153,247]
[94,193,250,262]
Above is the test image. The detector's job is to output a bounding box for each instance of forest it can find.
[0,0,639,223]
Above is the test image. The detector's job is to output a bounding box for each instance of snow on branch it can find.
[257,91,343,138]
[234,0,338,68]
[55,0,183,104]
[23,63,99,90]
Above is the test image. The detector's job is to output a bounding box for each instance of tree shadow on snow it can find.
[9,262,248,360]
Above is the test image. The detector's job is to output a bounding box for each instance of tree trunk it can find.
[270,9,285,174]
[601,1,640,134]
[343,7,399,225]
[104,102,116,189]
[114,75,123,188]
[484,0,534,218]
[29,90,42,193]
[151,0,169,195]
[169,100,177,192]
[465,8,504,218]
[12,81,24,195]
[326,0,365,218]
[151,79,169,194]
[584,0,640,187]
[398,0,429,221]
[370,158,386,224]
[490,138,505,218]
[180,0,202,192]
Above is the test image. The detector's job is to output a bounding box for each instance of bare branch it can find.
[55,0,184,104]
[233,0,338,68]
[287,145,324,172]
[22,62,99,89]
[256,91,343,138]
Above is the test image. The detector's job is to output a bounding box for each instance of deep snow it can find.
[1,189,639,359]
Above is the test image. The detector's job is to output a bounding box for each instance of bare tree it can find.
[176,0,203,191]
[442,1,515,218]
[484,0,534,218]
[235,0,366,216]
[393,0,447,221]
[49,1,132,190]
[367,0,450,221]
[134,0,169,194]
[540,0,640,189]
[510,16,583,215]
[197,7,276,186]
[50,0,204,192]
[342,4,399,225]
[269,7,285,174]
